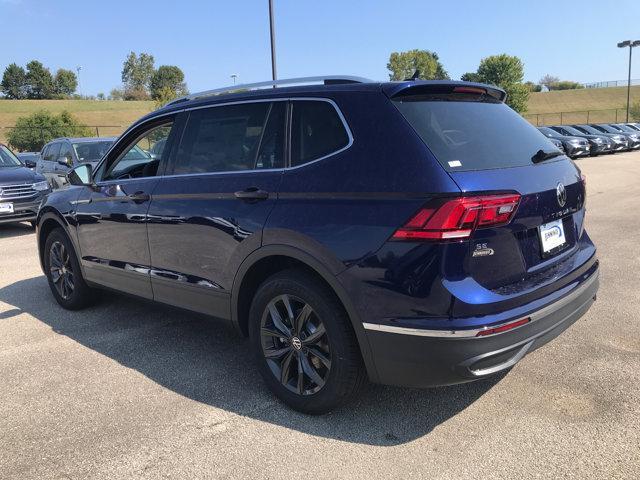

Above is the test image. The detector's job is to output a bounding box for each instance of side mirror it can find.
[24,159,37,168]
[58,155,73,167]
[67,163,93,186]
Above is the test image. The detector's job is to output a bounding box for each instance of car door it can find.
[146,100,286,318]
[74,117,179,299]
[40,142,60,186]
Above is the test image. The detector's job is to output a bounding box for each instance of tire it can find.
[248,269,366,414]
[43,227,97,310]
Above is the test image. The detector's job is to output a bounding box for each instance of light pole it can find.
[230,74,238,85]
[76,66,82,96]
[268,0,277,82]
[617,40,640,122]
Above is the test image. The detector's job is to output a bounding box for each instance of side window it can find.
[173,102,274,175]
[104,122,173,180]
[59,142,74,165]
[41,145,51,160]
[43,143,60,161]
[290,100,350,167]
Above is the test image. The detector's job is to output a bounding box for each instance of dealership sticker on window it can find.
[448,160,462,168]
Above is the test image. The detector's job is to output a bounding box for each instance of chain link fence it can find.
[523,108,634,126]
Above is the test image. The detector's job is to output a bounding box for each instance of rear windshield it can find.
[393,96,554,172]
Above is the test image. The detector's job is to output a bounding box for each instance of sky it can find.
[1,0,639,96]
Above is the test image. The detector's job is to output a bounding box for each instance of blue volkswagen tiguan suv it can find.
[36,76,599,413]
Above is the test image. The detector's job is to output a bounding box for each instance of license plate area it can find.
[0,202,14,214]
[538,218,567,257]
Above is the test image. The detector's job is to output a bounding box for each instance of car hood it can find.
[0,166,44,184]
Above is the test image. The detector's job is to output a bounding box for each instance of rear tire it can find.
[248,269,366,414]
[44,228,97,310]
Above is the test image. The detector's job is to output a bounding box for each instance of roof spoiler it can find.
[382,81,507,102]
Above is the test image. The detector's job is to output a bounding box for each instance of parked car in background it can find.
[572,125,629,152]
[548,137,565,153]
[549,125,611,156]
[38,137,115,189]
[625,123,640,131]
[609,124,640,148]
[537,127,590,158]
[37,77,599,413]
[16,152,41,169]
[590,124,640,150]
[0,143,50,226]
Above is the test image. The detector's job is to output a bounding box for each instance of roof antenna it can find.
[404,70,421,81]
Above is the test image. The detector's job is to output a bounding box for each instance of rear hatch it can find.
[389,84,593,316]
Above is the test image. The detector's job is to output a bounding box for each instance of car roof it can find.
[45,137,116,145]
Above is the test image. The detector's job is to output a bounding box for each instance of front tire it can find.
[44,228,96,310]
[248,269,366,414]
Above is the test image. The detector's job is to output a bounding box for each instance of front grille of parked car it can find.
[0,183,37,200]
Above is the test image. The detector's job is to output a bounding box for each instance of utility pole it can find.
[268,0,277,82]
[617,40,640,122]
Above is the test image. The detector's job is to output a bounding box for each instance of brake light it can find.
[476,317,530,337]
[392,194,521,241]
[453,86,487,95]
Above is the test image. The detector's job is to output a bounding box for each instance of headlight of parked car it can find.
[32,181,49,191]
[569,139,581,145]
[593,138,603,144]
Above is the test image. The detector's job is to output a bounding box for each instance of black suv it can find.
[37,77,598,413]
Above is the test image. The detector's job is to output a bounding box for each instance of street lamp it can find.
[617,40,640,122]
[230,74,238,85]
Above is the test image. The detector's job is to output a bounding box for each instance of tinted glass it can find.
[256,102,286,169]
[72,140,113,162]
[105,123,173,180]
[538,127,557,137]
[44,143,60,161]
[174,102,271,174]
[0,145,22,167]
[290,100,349,167]
[394,97,554,171]
[574,125,600,135]
[558,125,586,136]
[59,142,74,165]
[593,125,616,133]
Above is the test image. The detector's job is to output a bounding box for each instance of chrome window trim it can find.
[96,97,353,182]
[363,270,598,339]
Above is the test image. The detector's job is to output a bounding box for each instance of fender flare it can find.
[37,209,78,273]
[230,244,379,383]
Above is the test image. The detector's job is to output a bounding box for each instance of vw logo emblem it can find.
[556,182,567,208]
[291,336,302,350]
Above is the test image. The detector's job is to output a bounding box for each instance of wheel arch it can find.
[231,245,379,382]
[37,209,74,274]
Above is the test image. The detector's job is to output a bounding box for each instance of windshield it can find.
[575,125,603,135]
[594,124,617,134]
[0,145,22,167]
[393,97,556,171]
[72,140,113,162]
[559,125,585,136]
[617,124,637,133]
[538,127,557,137]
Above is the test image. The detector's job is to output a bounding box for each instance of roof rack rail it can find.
[167,75,373,106]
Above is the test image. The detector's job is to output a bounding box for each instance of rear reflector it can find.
[392,194,521,241]
[476,317,530,337]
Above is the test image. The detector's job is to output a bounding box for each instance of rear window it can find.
[393,96,554,172]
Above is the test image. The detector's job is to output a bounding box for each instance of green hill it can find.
[525,85,640,125]
[0,99,154,145]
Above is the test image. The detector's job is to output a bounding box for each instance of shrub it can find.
[548,81,584,90]
[7,110,92,152]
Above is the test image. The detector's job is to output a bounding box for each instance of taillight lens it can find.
[392,194,521,241]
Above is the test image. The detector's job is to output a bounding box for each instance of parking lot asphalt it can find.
[1,151,639,480]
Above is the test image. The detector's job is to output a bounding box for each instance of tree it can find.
[7,110,91,151]
[539,74,560,88]
[524,81,542,92]
[121,51,155,98]
[150,65,187,100]
[53,68,78,97]
[1,63,27,99]
[474,54,529,113]
[460,72,481,83]
[387,49,449,81]
[25,60,55,99]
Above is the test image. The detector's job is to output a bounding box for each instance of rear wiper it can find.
[531,149,563,163]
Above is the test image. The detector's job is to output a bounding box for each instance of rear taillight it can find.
[392,194,521,241]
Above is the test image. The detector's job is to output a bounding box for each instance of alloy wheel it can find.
[260,294,331,395]
[49,241,74,300]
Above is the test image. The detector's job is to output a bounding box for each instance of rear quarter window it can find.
[393,96,554,172]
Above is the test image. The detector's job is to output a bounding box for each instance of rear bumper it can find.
[363,263,599,388]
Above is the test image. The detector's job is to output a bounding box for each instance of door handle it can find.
[234,187,269,201]
[129,191,151,204]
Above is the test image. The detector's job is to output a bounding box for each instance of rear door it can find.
[147,100,286,317]
[391,90,589,312]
